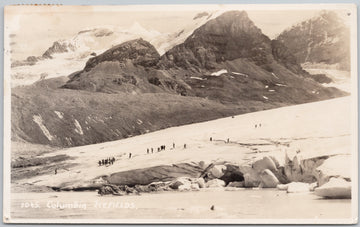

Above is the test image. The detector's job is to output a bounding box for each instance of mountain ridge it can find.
[11,10,348,147]
[276,10,350,70]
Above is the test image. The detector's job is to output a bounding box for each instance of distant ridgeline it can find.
[12,11,348,147]
[276,11,350,71]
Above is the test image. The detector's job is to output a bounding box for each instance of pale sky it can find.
[5,5,352,61]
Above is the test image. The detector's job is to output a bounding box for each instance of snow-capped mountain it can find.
[10,24,162,87]
[11,13,219,88]
[12,11,347,147]
[153,11,222,55]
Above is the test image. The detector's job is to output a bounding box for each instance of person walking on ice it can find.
[129,153,132,159]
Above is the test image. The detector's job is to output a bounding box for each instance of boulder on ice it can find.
[286,182,310,193]
[169,177,192,190]
[287,182,310,193]
[253,156,277,172]
[227,181,245,188]
[98,184,140,196]
[190,183,200,191]
[269,156,281,169]
[315,155,351,186]
[196,177,206,188]
[240,156,287,188]
[259,169,279,188]
[243,171,261,188]
[206,179,226,188]
[277,182,311,193]
[170,177,204,191]
[314,177,351,199]
[98,185,126,196]
[208,165,226,178]
[199,161,209,169]
[309,182,318,191]
[276,184,288,190]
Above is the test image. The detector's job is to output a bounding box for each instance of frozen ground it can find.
[13,96,352,189]
[10,190,351,222]
[9,96,354,222]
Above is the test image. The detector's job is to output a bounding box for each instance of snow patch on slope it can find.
[271,73,279,79]
[232,72,248,77]
[190,76,206,80]
[74,119,84,135]
[211,69,228,76]
[33,115,54,141]
[54,111,64,119]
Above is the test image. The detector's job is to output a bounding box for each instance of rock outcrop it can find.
[84,38,160,71]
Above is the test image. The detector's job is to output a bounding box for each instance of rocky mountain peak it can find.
[161,10,272,70]
[199,10,261,36]
[84,38,160,72]
[42,41,75,59]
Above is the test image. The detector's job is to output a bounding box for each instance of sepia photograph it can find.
[3,4,358,224]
